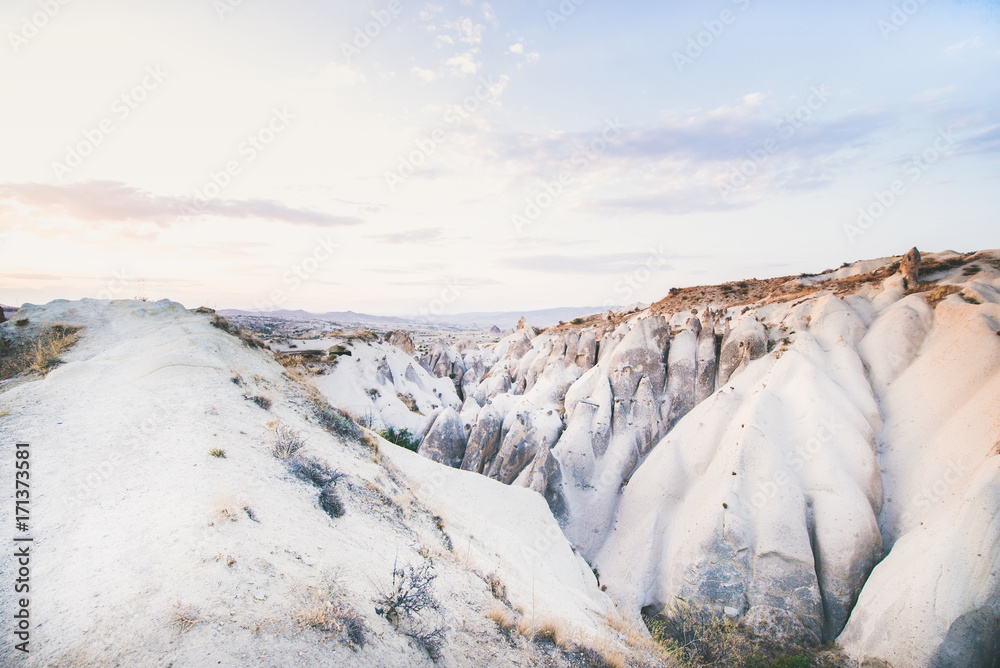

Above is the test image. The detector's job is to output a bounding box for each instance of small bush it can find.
[485,571,507,602]
[209,448,226,458]
[295,587,368,649]
[270,423,305,459]
[247,394,272,410]
[319,484,345,519]
[379,426,420,452]
[288,456,342,487]
[646,602,758,668]
[311,395,364,443]
[375,561,440,622]
[14,318,28,327]
[375,560,446,659]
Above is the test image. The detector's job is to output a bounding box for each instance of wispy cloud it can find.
[500,252,676,275]
[0,181,363,227]
[366,227,446,244]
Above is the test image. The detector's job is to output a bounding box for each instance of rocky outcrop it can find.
[416,407,467,468]
[402,249,1000,665]
[384,330,415,356]
[517,316,540,337]
[717,316,767,386]
[486,410,563,485]
[461,402,505,474]
[900,246,921,289]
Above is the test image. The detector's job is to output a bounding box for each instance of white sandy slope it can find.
[0,299,647,668]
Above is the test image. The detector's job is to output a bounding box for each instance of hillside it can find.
[1,248,998,667]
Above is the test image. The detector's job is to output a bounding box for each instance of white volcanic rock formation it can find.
[409,249,1000,666]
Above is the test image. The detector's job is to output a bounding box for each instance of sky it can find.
[1,0,998,316]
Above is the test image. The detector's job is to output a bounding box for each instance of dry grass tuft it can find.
[269,421,306,459]
[911,283,962,306]
[487,604,515,630]
[170,602,202,633]
[0,324,82,380]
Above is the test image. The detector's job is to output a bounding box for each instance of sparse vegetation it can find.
[397,392,421,414]
[207,311,267,349]
[487,604,515,629]
[0,323,82,380]
[309,392,365,443]
[379,426,420,452]
[287,456,342,487]
[246,394,273,410]
[295,575,368,649]
[571,317,586,325]
[170,603,202,633]
[375,560,446,660]
[208,448,226,458]
[319,484,345,519]
[270,422,305,459]
[645,602,850,668]
[485,571,507,602]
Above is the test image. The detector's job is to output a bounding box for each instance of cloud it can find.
[945,36,983,57]
[508,42,524,54]
[954,122,1000,156]
[500,252,675,275]
[444,50,479,75]
[366,227,446,244]
[413,66,438,82]
[0,181,363,227]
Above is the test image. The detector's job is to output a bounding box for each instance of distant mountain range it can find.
[218,306,612,331]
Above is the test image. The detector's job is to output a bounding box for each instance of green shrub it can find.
[379,426,420,452]
[209,448,226,458]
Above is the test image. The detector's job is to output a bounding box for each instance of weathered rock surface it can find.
[384,330,415,356]
[416,407,467,468]
[900,246,921,288]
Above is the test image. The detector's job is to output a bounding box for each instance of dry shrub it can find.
[0,324,82,380]
[170,603,202,633]
[295,578,367,649]
[912,284,962,306]
[269,421,305,459]
[485,571,507,602]
[646,602,758,668]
